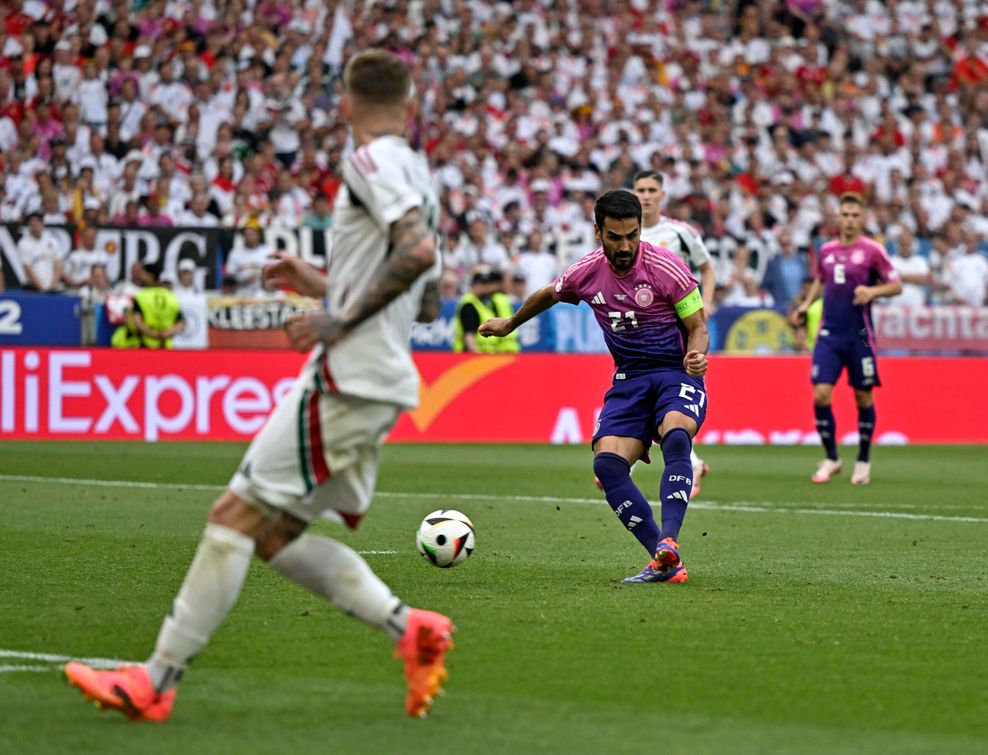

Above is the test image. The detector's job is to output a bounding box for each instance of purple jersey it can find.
[814,236,899,341]
[553,241,700,372]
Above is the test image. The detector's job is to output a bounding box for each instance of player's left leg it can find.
[258,391,453,717]
[851,389,875,484]
[847,340,881,485]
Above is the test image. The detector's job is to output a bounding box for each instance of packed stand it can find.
[0,0,986,306]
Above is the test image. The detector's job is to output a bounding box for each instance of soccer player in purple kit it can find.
[480,190,709,583]
[791,193,902,485]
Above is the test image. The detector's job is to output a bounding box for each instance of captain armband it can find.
[675,288,703,319]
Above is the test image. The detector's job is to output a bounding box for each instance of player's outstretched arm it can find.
[263,251,328,298]
[479,283,557,338]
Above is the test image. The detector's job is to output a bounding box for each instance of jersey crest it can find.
[634,284,655,307]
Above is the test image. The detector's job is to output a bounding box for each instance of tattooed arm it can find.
[285,207,437,351]
[416,279,441,323]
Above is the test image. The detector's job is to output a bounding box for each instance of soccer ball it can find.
[415,509,476,568]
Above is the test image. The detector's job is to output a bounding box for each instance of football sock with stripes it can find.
[658,428,693,543]
[593,452,661,555]
[268,534,409,642]
[146,523,254,693]
[814,404,839,460]
[857,405,875,462]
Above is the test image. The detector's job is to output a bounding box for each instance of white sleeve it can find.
[342,142,422,232]
[679,225,712,268]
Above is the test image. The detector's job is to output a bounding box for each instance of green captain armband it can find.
[675,288,703,318]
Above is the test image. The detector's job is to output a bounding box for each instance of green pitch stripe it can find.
[296,388,314,493]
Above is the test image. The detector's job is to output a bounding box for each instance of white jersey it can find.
[324,135,440,409]
[640,217,711,281]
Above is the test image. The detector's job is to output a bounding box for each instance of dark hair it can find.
[594,189,642,230]
[344,49,411,104]
[632,170,663,186]
[839,192,866,208]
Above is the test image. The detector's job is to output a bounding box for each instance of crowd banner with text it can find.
[1,349,985,444]
[206,295,322,349]
[871,305,988,353]
[1,224,331,293]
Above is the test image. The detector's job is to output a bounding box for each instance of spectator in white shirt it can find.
[62,225,110,294]
[225,220,274,297]
[150,63,193,127]
[177,193,219,227]
[944,230,988,306]
[511,230,560,299]
[886,225,931,307]
[118,78,147,143]
[174,258,204,295]
[77,60,108,127]
[52,40,81,103]
[447,218,511,282]
[271,170,311,228]
[17,212,65,293]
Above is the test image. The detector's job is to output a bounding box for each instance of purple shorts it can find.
[592,371,707,460]
[811,331,881,390]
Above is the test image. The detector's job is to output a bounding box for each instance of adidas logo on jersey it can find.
[684,403,700,415]
[591,291,606,305]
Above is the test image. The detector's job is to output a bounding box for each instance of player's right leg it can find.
[66,490,265,722]
[810,338,843,482]
[689,447,709,499]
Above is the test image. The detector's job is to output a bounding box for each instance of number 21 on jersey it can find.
[608,311,638,331]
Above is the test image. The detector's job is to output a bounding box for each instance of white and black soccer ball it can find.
[415,509,476,568]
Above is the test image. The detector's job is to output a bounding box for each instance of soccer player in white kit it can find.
[633,171,716,499]
[65,50,453,722]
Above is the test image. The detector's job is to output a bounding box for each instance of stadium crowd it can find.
[1,0,987,307]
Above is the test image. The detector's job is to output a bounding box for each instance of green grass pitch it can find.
[1,441,986,754]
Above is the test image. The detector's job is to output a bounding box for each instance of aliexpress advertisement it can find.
[0,348,985,444]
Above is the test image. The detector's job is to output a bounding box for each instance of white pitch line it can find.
[1,474,985,525]
[0,649,130,674]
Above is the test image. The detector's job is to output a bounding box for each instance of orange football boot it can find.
[65,662,176,722]
[394,609,454,718]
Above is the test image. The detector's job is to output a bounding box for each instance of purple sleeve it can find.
[552,260,587,305]
[871,243,900,284]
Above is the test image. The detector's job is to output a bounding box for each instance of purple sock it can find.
[858,405,875,462]
[593,452,661,555]
[814,404,838,460]
[658,428,693,542]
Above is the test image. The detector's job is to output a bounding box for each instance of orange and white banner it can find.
[1,348,985,444]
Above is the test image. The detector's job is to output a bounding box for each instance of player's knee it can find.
[208,491,265,532]
[593,452,631,489]
[854,392,874,409]
[255,513,307,561]
[660,428,692,462]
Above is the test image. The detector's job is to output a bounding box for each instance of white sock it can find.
[268,534,409,641]
[146,523,254,692]
[690,448,702,467]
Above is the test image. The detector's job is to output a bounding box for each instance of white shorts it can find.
[229,376,401,528]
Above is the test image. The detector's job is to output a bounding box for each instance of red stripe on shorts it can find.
[307,390,331,486]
